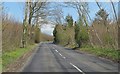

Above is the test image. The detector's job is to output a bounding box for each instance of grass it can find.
[80,46,119,61]
[0,58,2,73]
[2,44,37,70]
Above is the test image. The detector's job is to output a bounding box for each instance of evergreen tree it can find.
[53,25,58,43]
[65,14,73,27]
[75,18,89,47]
[34,25,40,43]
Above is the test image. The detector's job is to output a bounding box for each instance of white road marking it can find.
[55,50,58,52]
[70,62,84,73]
[59,53,63,57]
[63,56,66,59]
[56,50,66,59]
[59,53,66,59]
[51,44,84,73]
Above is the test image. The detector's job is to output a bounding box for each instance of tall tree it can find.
[21,1,29,48]
[64,2,88,19]
[80,3,103,47]
[64,2,94,47]
[110,0,117,22]
[27,1,48,44]
[28,1,47,25]
[46,3,64,25]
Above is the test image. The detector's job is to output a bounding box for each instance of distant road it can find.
[22,42,118,73]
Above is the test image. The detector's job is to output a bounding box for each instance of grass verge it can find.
[2,44,37,70]
[80,47,120,62]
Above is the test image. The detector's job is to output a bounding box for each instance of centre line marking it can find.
[59,53,63,57]
[59,53,66,59]
[63,57,66,59]
[70,62,85,73]
[55,50,58,52]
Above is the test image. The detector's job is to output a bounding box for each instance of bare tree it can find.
[64,2,88,19]
[48,5,64,25]
[95,0,102,10]
[110,0,118,22]
[28,1,47,25]
[21,1,29,48]
[23,0,49,44]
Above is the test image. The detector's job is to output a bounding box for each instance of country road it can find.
[22,42,118,73]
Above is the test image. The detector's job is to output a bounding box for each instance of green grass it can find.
[2,44,37,70]
[0,58,2,73]
[80,47,119,61]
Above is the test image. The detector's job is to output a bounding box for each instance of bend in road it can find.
[22,42,118,73]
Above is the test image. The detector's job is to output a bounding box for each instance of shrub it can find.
[75,19,89,47]
[53,24,76,48]
[34,26,40,43]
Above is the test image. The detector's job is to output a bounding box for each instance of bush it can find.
[53,25,68,45]
[34,26,40,43]
[75,19,89,47]
[53,24,76,48]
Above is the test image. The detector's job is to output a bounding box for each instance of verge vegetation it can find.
[2,12,53,70]
[53,6,119,62]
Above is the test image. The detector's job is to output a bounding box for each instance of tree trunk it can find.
[21,1,29,48]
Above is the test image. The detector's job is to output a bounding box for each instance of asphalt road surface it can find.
[22,42,118,73]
